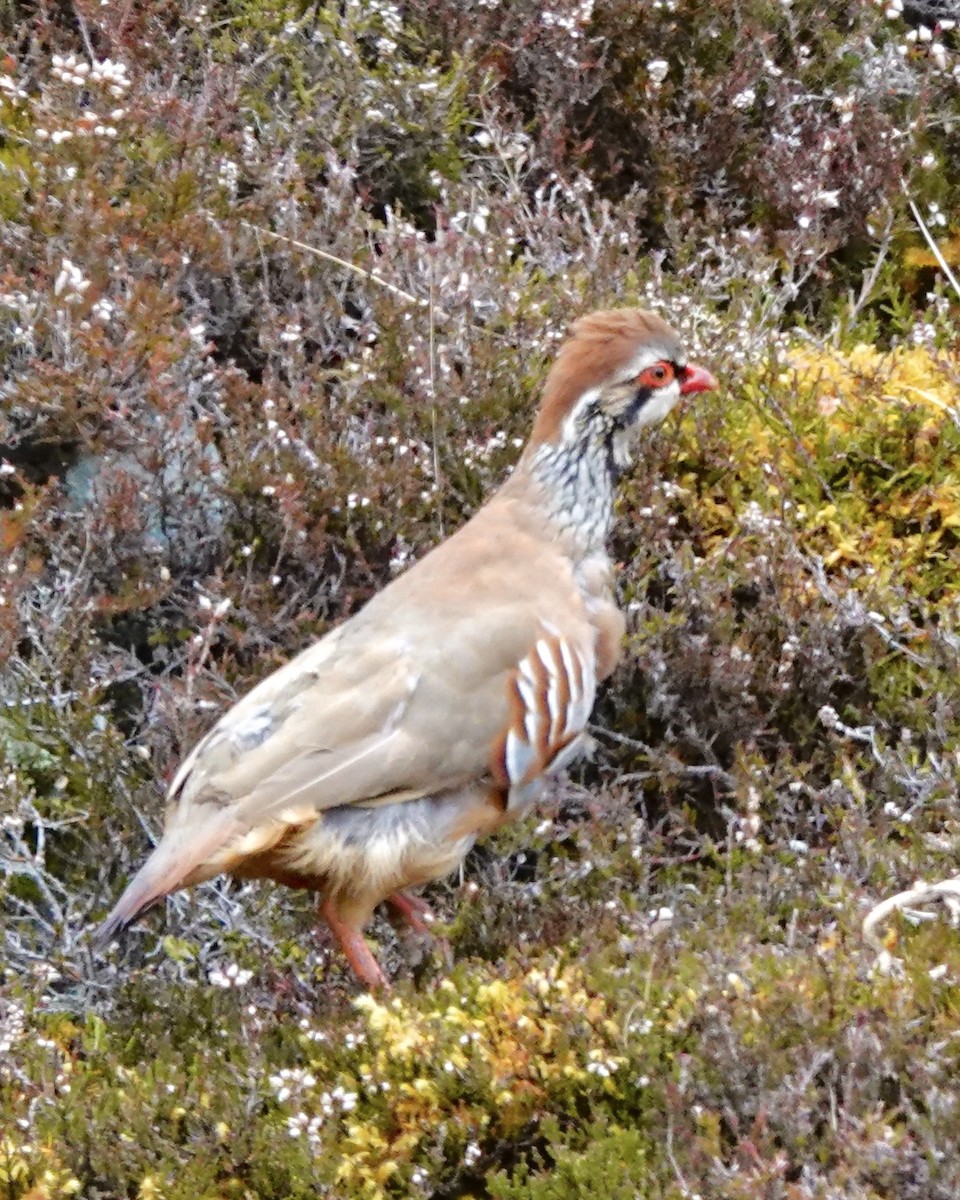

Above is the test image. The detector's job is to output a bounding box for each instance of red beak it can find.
[678,364,718,396]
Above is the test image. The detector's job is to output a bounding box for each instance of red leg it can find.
[386,890,436,935]
[320,897,390,991]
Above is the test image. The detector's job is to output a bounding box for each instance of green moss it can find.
[0,116,36,221]
[488,1123,652,1200]
[5,862,960,1198]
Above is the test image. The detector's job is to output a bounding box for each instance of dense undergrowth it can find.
[2,0,960,1196]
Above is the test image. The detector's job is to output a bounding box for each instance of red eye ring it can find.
[637,361,675,389]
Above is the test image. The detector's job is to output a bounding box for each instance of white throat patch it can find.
[635,380,681,428]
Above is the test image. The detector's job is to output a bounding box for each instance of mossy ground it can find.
[2,0,960,1196]
[4,843,960,1197]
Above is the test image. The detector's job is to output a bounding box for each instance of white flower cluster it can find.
[89,57,132,96]
[0,73,28,101]
[817,704,840,730]
[269,1069,358,1147]
[285,1110,324,1143]
[91,297,115,323]
[297,1017,328,1043]
[51,54,131,97]
[450,205,491,237]
[541,0,595,37]
[461,427,523,469]
[777,635,802,690]
[585,1049,621,1078]
[389,537,413,575]
[53,257,90,304]
[925,201,948,229]
[739,500,784,536]
[881,0,957,74]
[0,288,39,349]
[50,53,91,86]
[35,128,73,145]
[648,905,675,935]
[270,1066,318,1103]
[731,87,756,111]
[794,178,842,231]
[831,91,856,126]
[259,399,321,474]
[0,999,26,1055]
[734,785,763,854]
[207,962,253,988]
[37,110,125,142]
[80,111,122,138]
[365,0,403,36]
[217,158,239,196]
[36,54,130,143]
[197,595,232,617]
[646,58,669,88]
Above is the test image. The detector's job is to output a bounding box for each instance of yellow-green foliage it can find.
[4,872,960,1198]
[335,966,623,1196]
[675,342,960,599]
[780,344,959,585]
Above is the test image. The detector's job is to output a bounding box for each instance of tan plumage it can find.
[97,308,717,989]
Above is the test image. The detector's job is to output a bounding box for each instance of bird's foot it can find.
[386,890,452,975]
[320,897,390,992]
[385,889,437,936]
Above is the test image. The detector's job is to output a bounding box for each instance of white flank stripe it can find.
[516,671,539,743]
[505,728,534,786]
[535,638,555,674]
[557,639,580,736]
[544,647,562,743]
[571,649,595,728]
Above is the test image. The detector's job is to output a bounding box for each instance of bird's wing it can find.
[98,611,598,942]
[170,627,435,820]
[181,615,597,825]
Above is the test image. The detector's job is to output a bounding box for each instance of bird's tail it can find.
[95,808,244,949]
[94,855,176,949]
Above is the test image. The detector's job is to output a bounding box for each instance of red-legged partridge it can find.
[97,309,717,989]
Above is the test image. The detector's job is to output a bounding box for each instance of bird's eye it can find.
[637,361,675,389]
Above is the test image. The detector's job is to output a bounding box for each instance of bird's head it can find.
[528,308,717,471]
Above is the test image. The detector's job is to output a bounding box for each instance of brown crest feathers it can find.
[528,308,683,446]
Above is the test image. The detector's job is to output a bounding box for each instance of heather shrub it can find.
[408,0,960,312]
[2,0,960,1195]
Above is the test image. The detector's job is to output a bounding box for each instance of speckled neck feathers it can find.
[517,418,618,555]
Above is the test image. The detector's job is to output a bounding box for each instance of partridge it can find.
[97,308,716,989]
